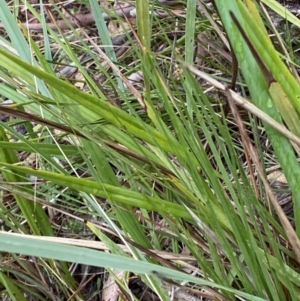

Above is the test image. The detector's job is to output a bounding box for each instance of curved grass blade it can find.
[0,231,269,301]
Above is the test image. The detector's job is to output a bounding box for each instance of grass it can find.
[0,0,300,300]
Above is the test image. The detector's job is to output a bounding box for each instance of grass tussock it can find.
[0,0,300,300]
